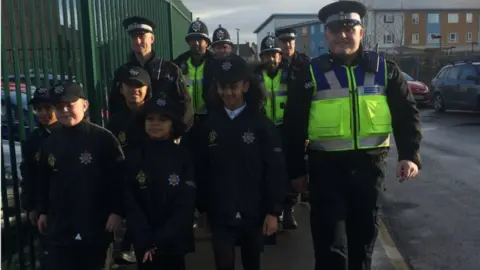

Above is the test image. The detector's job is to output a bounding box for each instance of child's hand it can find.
[37,214,48,234]
[105,213,122,232]
[263,215,278,236]
[142,248,156,263]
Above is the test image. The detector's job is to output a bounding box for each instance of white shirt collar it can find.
[224,103,247,119]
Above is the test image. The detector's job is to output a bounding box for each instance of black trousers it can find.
[48,241,109,270]
[211,225,263,270]
[308,152,385,270]
[135,253,185,270]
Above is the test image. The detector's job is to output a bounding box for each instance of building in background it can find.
[253,13,318,48]
[357,0,480,53]
[232,42,258,62]
[276,21,329,58]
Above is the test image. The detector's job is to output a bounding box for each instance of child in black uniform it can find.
[193,56,287,270]
[36,83,124,270]
[124,92,196,270]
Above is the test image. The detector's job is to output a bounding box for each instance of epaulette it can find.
[362,51,379,72]
[313,54,333,72]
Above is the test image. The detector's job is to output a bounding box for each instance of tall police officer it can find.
[174,18,215,117]
[255,34,299,230]
[275,27,311,70]
[109,16,193,129]
[211,25,234,57]
[282,2,422,269]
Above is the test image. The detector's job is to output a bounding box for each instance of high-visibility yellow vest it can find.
[182,58,206,114]
[262,70,288,125]
[307,55,392,151]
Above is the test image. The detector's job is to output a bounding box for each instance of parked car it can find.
[1,139,24,226]
[430,61,480,112]
[403,72,430,106]
[1,82,36,140]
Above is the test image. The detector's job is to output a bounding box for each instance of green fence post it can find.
[79,0,102,124]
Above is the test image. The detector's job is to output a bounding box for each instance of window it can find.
[301,27,307,35]
[458,65,477,80]
[466,32,473,42]
[428,33,440,42]
[310,25,315,34]
[428,14,439,23]
[412,33,420,44]
[447,13,459,23]
[447,66,460,79]
[436,68,449,78]
[412,13,420,24]
[384,14,394,23]
[466,13,473,23]
[448,32,458,42]
[320,24,324,32]
[384,33,394,44]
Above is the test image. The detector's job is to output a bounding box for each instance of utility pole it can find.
[236,28,240,55]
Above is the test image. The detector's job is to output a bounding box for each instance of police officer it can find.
[109,16,193,129]
[275,27,311,70]
[255,34,299,230]
[211,25,234,57]
[173,17,215,117]
[282,2,422,269]
[20,87,60,270]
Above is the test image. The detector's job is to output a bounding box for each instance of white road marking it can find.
[378,218,410,270]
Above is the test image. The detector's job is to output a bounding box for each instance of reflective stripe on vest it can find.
[183,58,206,114]
[308,57,391,151]
[262,70,287,125]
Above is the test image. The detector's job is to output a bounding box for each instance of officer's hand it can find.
[291,175,308,193]
[263,215,278,236]
[37,214,47,234]
[105,213,122,232]
[28,210,39,226]
[396,160,419,182]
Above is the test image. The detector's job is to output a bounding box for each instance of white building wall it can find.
[363,11,405,51]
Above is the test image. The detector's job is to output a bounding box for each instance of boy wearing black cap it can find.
[193,56,287,270]
[36,83,125,270]
[107,65,151,153]
[109,16,193,131]
[19,87,60,270]
[123,93,196,270]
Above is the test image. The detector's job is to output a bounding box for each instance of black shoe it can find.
[282,210,298,230]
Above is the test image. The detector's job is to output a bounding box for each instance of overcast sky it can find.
[181,0,334,44]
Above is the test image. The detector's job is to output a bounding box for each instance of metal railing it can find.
[1,0,192,269]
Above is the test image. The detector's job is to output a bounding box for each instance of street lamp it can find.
[236,28,240,55]
[431,34,442,52]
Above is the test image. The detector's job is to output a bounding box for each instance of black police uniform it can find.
[124,94,195,270]
[193,56,287,270]
[109,16,192,129]
[36,83,125,270]
[283,2,422,269]
[106,65,151,153]
[19,87,61,270]
[255,35,301,230]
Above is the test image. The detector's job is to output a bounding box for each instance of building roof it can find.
[275,20,321,31]
[253,13,318,34]
[233,43,256,58]
[358,0,480,10]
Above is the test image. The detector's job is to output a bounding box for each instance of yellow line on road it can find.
[378,218,410,270]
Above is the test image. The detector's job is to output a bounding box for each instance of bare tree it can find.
[374,13,405,52]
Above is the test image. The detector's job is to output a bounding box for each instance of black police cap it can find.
[49,82,86,104]
[213,56,251,85]
[212,25,232,46]
[28,87,51,105]
[122,16,156,34]
[318,1,366,26]
[144,92,183,121]
[275,27,297,40]
[260,35,281,55]
[186,18,211,43]
[118,65,151,86]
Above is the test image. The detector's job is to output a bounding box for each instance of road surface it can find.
[381,109,480,270]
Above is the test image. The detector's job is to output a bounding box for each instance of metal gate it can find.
[1,0,192,269]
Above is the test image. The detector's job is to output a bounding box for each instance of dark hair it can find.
[208,76,266,112]
[136,110,185,140]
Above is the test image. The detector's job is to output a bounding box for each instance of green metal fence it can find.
[1,0,192,269]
